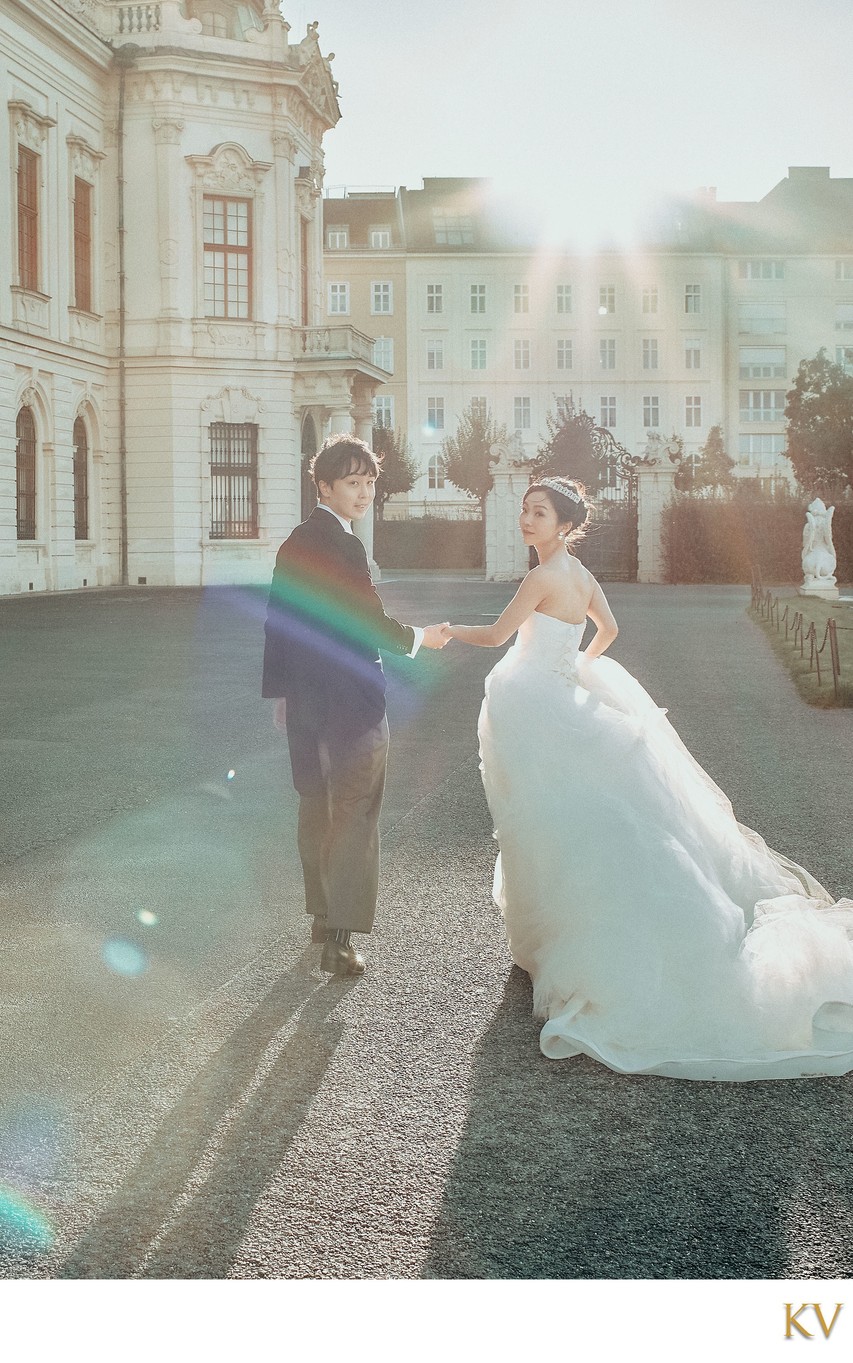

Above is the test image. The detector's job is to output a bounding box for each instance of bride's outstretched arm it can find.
[447,570,548,647]
[582,580,618,660]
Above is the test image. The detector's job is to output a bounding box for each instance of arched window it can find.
[427,453,445,490]
[16,408,36,540]
[73,417,89,540]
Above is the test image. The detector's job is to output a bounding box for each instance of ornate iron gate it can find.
[528,403,641,582]
[577,461,638,582]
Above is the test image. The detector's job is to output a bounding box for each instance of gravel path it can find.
[0,580,851,1281]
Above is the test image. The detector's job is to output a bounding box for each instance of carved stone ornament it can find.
[488,432,528,472]
[19,383,38,410]
[201,386,263,424]
[67,134,106,180]
[206,324,253,349]
[272,129,297,161]
[55,0,101,33]
[295,179,318,216]
[9,100,57,152]
[187,142,271,193]
[152,116,184,145]
[299,55,340,126]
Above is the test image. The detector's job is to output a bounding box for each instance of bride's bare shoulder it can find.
[565,554,596,588]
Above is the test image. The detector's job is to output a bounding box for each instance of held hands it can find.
[422,622,452,650]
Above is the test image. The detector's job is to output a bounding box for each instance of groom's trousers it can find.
[293,717,390,935]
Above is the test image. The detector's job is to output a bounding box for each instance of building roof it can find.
[324,169,853,256]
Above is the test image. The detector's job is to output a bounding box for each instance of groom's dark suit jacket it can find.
[261,507,415,792]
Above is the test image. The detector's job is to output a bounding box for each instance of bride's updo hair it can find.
[527,476,589,548]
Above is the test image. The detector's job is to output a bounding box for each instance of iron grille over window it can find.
[18,148,39,292]
[16,408,36,539]
[73,179,93,312]
[210,422,258,538]
[73,417,89,539]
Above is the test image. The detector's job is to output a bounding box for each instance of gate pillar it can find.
[635,460,678,583]
[485,435,530,581]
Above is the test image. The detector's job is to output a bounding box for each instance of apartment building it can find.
[323,170,853,517]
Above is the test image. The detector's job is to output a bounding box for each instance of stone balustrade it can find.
[115,2,161,32]
[297,325,376,365]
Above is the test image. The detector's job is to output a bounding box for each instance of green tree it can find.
[675,425,734,494]
[785,349,853,494]
[372,425,418,519]
[440,401,508,529]
[528,396,621,494]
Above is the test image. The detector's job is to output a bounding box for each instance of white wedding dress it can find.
[478,611,853,1080]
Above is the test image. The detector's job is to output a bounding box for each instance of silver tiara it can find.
[535,477,583,505]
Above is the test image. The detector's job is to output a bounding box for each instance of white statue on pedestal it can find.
[799,498,839,600]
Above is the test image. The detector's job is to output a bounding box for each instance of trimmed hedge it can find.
[374,517,484,570]
[661,498,853,584]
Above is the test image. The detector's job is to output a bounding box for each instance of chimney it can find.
[787,166,830,181]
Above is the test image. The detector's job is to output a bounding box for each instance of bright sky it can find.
[286,0,853,249]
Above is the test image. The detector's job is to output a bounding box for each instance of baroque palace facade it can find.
[322,170,853,518]
[1,0,384,596]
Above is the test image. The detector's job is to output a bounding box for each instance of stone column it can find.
[353,396,376,574]
[271,128,297,330]
[635,462,678,584]
[485,466,529,581]
[151,114,184,332]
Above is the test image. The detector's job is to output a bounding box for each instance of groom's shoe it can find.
[320,938,366,977]
[310,915,328,944]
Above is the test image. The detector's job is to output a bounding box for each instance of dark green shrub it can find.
[661,497,853,584]
[374,517,483,570]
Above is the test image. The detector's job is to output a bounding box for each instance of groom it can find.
[262,433,449,977]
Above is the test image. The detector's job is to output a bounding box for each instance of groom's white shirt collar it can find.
[314,500,423,659]
[316,501,353,534]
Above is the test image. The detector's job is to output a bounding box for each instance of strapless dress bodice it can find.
[514,612,585,675]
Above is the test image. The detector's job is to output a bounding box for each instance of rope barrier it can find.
[750,571,841,701]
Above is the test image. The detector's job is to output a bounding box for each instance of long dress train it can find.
[477,611,853,1080]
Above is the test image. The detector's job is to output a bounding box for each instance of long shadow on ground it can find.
[424,967,853,1279]
[58,959,345,1279]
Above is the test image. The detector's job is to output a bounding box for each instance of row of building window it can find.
[328,280,708,317]
[15,414,259,543]
[378,339,853,379]
[15,146,253,323]
[16,409,89,540]
[415,336,705,371]
[327,210,478,251]
[17,147,95,311]
[333,277,853,335]
[374,394,709,433]
[378,342,853,386]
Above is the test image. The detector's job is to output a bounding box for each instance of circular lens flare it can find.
[102,938,148,976]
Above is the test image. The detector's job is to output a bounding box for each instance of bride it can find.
[447,475,853,1080]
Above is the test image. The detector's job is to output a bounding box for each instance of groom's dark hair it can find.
[310,433,382,488]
